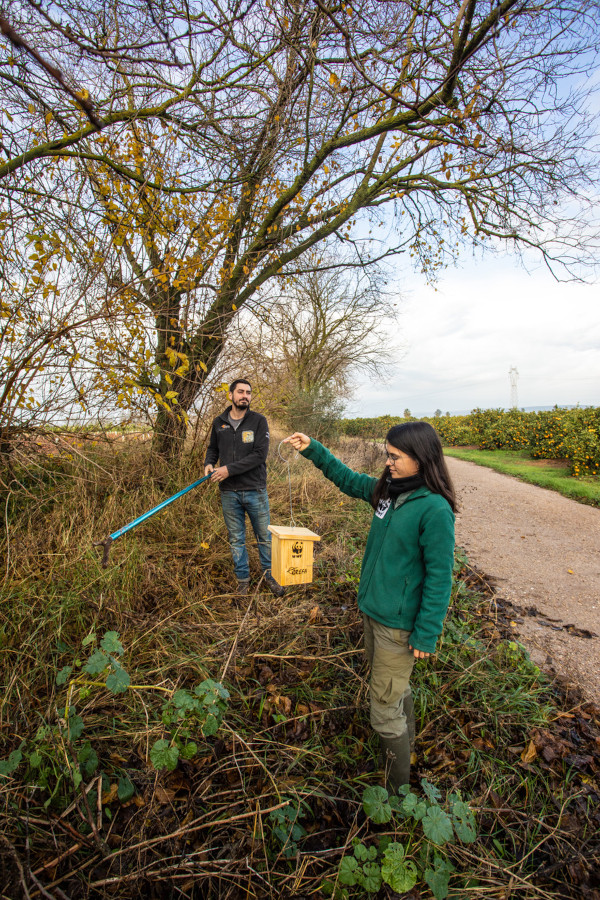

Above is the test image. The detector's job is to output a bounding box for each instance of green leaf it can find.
[150,739,179,771]
[68,714,85,741]
[421,778,442,803]
[77,742,98,777]
[451,799,477,843]
[29,750,43,768]
[117,776,136,802]
[360,861,382,893]
[72,769,83,790]
[171,689,199,715]
[0,748,23,776]
[425,857,455,900]
[201,712,219,736]
[180,741,198,760]
[84,649,109,675]
[362,785,392,824]
[423,806,454,845]
[338,856,359,886]
[354,842,370,862]
[401,791,427,820]
[105,663,130,694]
[381,843,418,893]
[56,665,73,685]
[195,678,230,702]
[100,631,124,656]
[81,631,96,647]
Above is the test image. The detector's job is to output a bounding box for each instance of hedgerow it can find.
[339,407,600,476]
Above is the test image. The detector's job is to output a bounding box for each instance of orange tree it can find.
[1,0,598,458]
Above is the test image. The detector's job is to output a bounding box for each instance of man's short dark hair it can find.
[229,378,252,393]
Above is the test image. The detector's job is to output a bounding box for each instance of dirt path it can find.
[446,456,600,705]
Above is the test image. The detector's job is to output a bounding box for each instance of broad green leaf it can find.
[362,785,392,824]
[201,712,219,736]
[150,739,179,771]
[84,649,109,675]
[105,664,130,694]
[401,791,427,820]
[56,665,72,685]
[423,806,454,845]
[68,714,85,740]
[360,861,382,893]
[381,843,417,893]
[29,750,43,768]
[81,631,96,647]
[338,856,359,886]
[354,842,369,862]
[171,689,198,714]
[0,748,23,776]
[195,678,229,701]
[117,776,136,802]
[451,799,477,843]
[78,742,98,777]
[425,857,455,900]
[100,631,124,656]
[180,741,198,759]
[72,769,83,790]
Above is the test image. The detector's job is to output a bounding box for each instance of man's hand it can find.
[209,465,229,483]
[204,464,215,477]
[409,645,431,660]
[284,432,311,451]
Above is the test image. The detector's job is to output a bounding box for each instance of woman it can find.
[284,422,456,793]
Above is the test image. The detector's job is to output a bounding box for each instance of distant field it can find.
[444,447,600,507]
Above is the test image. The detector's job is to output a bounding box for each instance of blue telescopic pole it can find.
[95,473,213,567]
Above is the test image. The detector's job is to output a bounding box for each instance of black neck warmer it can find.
[387,474,425,499]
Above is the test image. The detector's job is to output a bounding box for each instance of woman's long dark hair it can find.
[371,422,456,512]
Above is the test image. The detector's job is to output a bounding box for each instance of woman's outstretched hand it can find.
[284,432,311,452]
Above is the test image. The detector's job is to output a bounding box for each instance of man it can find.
[204,378,284,596]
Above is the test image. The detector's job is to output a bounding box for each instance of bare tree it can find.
[224,263,395,419]
[0,0,598,458]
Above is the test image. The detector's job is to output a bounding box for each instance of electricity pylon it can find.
[509,366,519,408]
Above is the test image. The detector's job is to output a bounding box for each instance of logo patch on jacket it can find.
[375,499,391,519]
[242,430,254,443]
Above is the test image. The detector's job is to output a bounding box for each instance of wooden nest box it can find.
[268,525,321,587]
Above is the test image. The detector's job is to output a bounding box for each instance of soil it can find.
[446,456,600,705]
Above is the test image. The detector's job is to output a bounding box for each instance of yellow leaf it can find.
[520,741,537,764]
[200,542,209,550]
[165,390,178,399]
[329,72,340,88]
[199,361,208,372]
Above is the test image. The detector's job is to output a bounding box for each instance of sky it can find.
[347,253,600,418]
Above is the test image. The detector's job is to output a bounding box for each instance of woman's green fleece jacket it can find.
[301,440,455,654]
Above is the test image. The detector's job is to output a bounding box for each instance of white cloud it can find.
[349,254,600,417]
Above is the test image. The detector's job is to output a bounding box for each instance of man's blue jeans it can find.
[220,489,272,581]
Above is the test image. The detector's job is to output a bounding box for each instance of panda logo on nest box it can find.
[291,541,303,558]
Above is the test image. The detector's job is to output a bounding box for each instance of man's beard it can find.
[233,399,249,411]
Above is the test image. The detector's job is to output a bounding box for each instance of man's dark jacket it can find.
[204,407,269,492]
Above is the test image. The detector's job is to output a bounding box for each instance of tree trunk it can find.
[152,407,188,461]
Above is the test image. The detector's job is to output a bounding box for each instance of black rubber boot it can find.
[380,732,411,796]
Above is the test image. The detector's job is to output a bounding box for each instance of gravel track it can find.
[446,456,600,705]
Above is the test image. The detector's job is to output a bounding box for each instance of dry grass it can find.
[1,435,599,899]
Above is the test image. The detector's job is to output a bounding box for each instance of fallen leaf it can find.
[102,783,119,804]
[521,741,537,764]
